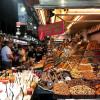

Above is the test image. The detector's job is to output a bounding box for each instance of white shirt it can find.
[1,46,12,62]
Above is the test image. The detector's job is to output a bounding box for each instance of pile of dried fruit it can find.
[53,82,70,95]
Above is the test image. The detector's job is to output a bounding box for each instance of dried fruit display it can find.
[97,71,100,79]
[86,40,98,50]
[95,84,100,89]
[96,88,100,95]
[67,79,88,87]
[78,64,93,71]
[84,51,94,57]
[82,71,97,80]
[70,68,82,79]
[53,82,70,95]
[80,58,89,64]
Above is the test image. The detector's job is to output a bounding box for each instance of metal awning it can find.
[34,0,100,9]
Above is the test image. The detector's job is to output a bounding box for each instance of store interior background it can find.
[0,0,100,43]
[0,0,100,99]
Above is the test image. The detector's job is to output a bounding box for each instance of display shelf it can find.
[31,85,100,99]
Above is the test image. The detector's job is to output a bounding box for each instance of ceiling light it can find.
[21,7,26,12]
[61,0,65,6]
[24,35,27,38]
[16,31,21,35]
[67,8,100,15]
[30,23,32,25]
[67,22,74,29]
[16,28,21,35]
[67,16,83,30]
[33,26,37,29]
[51,16,55,23]
[39,10,46,25]
[67,13,100,15]
[54,9,100,15]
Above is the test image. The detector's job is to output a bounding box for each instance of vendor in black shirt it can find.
[28,46,35,58]
[35,46,43,62]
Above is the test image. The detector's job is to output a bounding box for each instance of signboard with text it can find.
[38,21,64,40]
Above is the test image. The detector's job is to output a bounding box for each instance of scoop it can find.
[47,81,53,89]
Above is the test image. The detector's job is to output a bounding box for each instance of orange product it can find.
[9,76,15,83]
[30,81,36,89]
[0,77,2,80]
[1,79,9,84]
[57,62,65,68]
[45,63,54,68]
[95,84,100,89]
[53,82,69,95]
[82,71,97,80]
[81,58,89,64]
[96,88,100,95]
[0,77,6,80]
[5,76,9,80]
[78,64,93,71]
[27,88,33,95]
[7,70,12,74]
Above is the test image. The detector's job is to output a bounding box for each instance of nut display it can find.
[69,85,95,95]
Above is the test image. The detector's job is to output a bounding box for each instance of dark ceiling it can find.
[0,0,18,34]
[0,0,39,35]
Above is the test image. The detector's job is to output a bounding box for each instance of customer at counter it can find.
[0,36,4,69]
[1,40,14,70]
[18,45,26,65]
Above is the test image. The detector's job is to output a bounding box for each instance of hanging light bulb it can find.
[16,28,21,35]
[33,26,37,29]
[24,33,27,38]
[0,30,2,35]
[21,6,26,12]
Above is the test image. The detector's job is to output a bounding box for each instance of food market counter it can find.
[0,68,100,100]
[31,85,100,100]
[0,69,39,100]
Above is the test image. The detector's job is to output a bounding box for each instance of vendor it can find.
[1,40,14,70]
[35,46,43,62]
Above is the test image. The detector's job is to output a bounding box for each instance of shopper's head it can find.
[7,40,13,48]
[4,40,13,48]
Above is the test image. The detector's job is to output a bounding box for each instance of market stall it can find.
[0,1,100,100]
[0,35,100,99]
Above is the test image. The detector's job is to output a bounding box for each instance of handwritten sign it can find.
[38,21,64,40]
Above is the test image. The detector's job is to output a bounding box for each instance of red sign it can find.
[38,21,64,40]
[16,22,27,27]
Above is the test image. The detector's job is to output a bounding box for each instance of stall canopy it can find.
[35,8,100,37]
[35,0,100,8]
[25,0,100,40]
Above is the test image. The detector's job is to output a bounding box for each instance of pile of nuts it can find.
[69,85,95,95]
